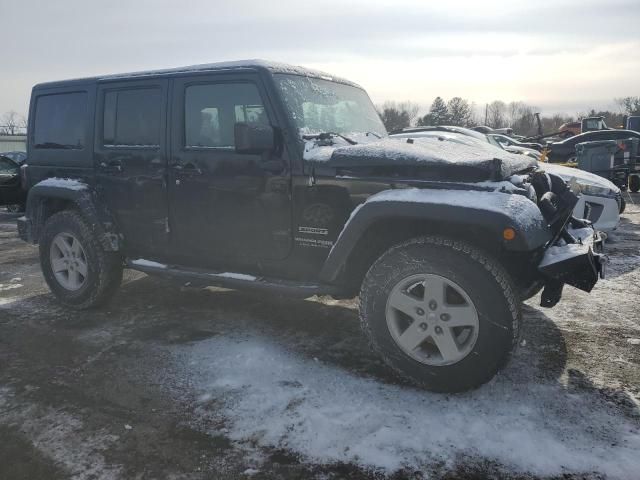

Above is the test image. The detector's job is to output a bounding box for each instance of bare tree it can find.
[377,101,421,131]
[397,101,420,126]
[616,96,640,116]
[0,111,27,135]
[486,101,507,129]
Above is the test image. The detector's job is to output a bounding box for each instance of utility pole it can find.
[484,103,488,126]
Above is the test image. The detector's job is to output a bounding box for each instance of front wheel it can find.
[629,175,640,193]
[39,210,123,309]
[359,236,521,392]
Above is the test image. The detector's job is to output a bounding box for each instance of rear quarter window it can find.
[33,92,88,149]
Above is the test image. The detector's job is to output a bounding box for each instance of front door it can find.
[168,73,292,269]
[94,79,169,255]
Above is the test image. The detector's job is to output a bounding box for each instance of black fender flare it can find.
[22,179,121,251]
[319,188,552,283]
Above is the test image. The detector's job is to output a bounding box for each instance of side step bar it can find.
[125,259,342,298]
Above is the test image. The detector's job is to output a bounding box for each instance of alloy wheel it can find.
[385,273,479,366]
[50,232,89,291]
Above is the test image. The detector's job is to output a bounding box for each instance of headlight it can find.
[569,178,614,197]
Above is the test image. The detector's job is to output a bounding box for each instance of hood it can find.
[304,137,537,182]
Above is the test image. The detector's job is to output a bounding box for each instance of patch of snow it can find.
[130,259,168,269]
[540,243,590,267]
[175,336,640,478]
[36,177,88,191]
[0,296,17,306]
[243,468,260,476]
[124,424,133,430]
[303,141,337,162]
[539,227,595,268]
[626,338,640,346]
[0,283,23,292]
[210,272,257,282]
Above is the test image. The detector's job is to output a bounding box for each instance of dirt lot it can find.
[1,196,639,480]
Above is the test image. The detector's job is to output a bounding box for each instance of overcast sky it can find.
[2,0,639,117]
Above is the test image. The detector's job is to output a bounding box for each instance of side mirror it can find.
[234,122,275,155]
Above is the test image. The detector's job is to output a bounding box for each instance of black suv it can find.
[17,60,605,392]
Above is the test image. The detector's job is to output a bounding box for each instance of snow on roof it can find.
[35,60,360,89]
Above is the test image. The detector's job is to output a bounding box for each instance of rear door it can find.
[94,79,169,255]
[168,73,292,268]
[0,156,25,206]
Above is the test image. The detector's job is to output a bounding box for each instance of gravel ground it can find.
[0,195,639,480]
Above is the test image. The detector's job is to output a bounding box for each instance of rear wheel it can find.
[629,175,640,193]
[359,236,521,392]
[39,210,123,309]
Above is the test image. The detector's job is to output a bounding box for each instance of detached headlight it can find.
[569,178,614,197]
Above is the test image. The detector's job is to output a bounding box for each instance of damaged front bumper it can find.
[537,227,607,307]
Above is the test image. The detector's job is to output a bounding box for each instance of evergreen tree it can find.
[447,97,473,127]
[417,97,449,126]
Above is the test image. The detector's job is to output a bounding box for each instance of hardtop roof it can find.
[33,59,362,90]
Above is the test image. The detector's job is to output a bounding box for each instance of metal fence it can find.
[0,125,27,135]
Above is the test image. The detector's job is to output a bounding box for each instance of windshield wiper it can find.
[366,131,382,139]
[302,132,358,145]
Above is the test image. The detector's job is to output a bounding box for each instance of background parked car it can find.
[546,129,640,163]
[488,133,543,152]
[1,151,27,164]
[0,154,27,212]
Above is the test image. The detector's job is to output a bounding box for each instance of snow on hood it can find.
[304,137,537,182]
[539,162,619,193]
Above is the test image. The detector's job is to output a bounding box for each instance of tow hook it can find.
[541,280,564,308]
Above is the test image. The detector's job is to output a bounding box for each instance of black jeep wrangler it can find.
[18,60,605,392]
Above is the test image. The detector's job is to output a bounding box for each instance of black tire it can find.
[359,236,521,393]
[39,210,123,310]
[629,175,640,193]
[619,196,626,214]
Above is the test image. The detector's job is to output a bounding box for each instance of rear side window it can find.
[33,92,87,149]
[103,88,161,147]
[184,83,268,148]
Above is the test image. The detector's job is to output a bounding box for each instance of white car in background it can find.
[389,128,621,232]
[541,162,621,232]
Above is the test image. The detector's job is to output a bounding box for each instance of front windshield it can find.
[274,74,387,139]
[493,135,512,146]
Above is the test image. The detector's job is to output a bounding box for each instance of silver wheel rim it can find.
[385,273,479,366]
[50,233,89,291]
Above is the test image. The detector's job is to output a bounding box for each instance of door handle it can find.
[100,160,123,173]
[173,162,202,176]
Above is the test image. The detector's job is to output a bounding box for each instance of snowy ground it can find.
[1,195,639,479]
